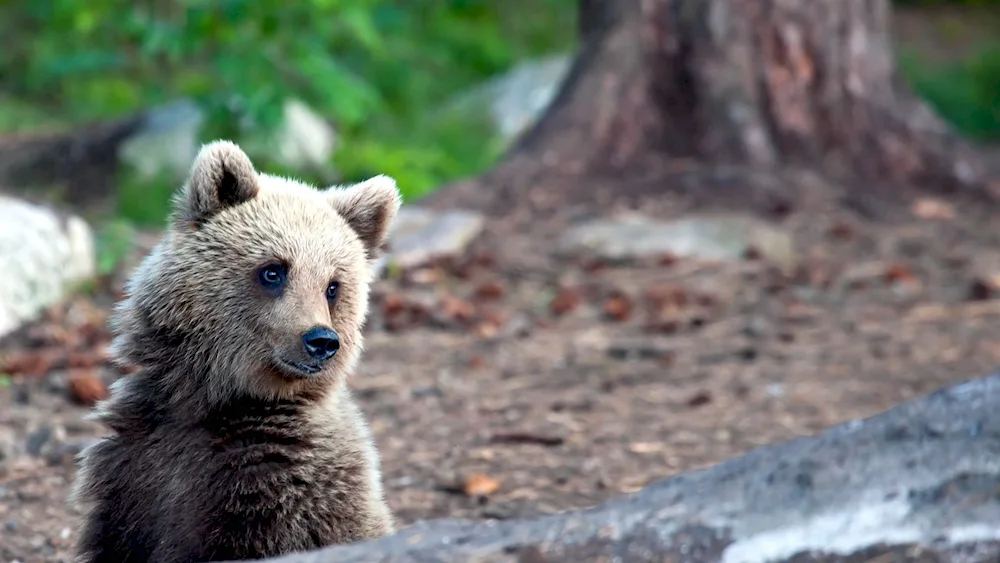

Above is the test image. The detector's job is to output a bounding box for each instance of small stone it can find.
[557,213,796,271]
[25,426,55,456]
[275,99,337,170]
[376,207,485,274]
[0,196,96,338]
[444,53,572,144]
[118,98,204,182]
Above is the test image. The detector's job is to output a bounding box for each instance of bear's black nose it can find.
[301,327,340,361]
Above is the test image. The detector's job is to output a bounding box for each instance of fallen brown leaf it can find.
[828,221,854,240]
[0,350,62,376]
[441,295,477,323]
[686,390,713,408]
[463,473,501,497]
[68,370,108,406]
[473,280,505,301]
[382,293,407,316]
[883,263,918,285]
[471,250,496,269]
[549,287,582,317]
[657,252,679,267]
[581,259,606,273]
[67,350,108,369]
[603,292,632,322]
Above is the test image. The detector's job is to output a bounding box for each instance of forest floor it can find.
[2,162,1000,562]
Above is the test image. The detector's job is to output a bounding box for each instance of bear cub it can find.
[71,140,400,562]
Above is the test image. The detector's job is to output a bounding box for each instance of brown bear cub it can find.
[71,140,400,562]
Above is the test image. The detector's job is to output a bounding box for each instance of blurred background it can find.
[0,0,998,561]
[0,0,996,230]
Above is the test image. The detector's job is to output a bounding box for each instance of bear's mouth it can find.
[273,357,323,379]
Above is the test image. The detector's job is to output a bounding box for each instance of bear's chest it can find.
[183,430,372,556]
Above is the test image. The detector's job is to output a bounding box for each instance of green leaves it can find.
[0,0,578,214]
[899,43,1000,142]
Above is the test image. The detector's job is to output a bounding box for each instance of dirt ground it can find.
[2,169,1000,563]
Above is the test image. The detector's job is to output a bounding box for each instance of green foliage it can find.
[0,0,577,223]
[94,218,138,276]
[899,43,1000,142]
[894,0,1000,5]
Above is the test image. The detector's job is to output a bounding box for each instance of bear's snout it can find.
[301,326,341,362]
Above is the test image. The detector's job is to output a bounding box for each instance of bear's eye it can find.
[257,263,287,291]
[326,281,340,301]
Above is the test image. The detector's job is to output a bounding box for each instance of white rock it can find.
[118,99,205,181]
[0,196,96,338]
[557,213,797,271]
[275,99,338,170]
[374,206,485,274]
[445,53,573,144]
[487,54,572,141]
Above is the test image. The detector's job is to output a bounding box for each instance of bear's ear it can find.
[326,175,402,258]
[174,140,259,227]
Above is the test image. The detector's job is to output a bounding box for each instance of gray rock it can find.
[239,98,339,174]
[375,206,485,273]
[118,99,205,182]
[557,213,796,270]
[0,195,95,338]
[446,53,573,144]
[274,99,338,171]
[485,54,572,141]
[230,370,1000,563]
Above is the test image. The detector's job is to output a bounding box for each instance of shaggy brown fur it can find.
[70,140,401,562]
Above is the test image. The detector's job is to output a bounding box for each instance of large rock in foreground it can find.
[240,370,1000,563]
[0,196,95,339]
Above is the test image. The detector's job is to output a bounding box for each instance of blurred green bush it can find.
[899,43,1000,143]
[895,0,1000,4]
[0,0,577,222]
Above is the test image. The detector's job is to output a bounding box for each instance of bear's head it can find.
[108,140,401,405]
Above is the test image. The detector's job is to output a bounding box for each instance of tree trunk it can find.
[428,0,997,214]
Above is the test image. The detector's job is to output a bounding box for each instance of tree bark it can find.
[428,0,997,213]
